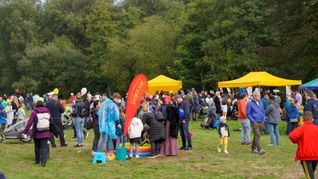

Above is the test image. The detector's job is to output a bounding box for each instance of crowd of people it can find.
[1,87,318,179]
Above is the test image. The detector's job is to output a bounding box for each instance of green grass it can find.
[0,120,306,179]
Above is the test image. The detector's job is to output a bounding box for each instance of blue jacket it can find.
[0,110,6,124]
[98,98,120,139]
[304,99,318,120]
[287,106,300,121]
[247,100,266,124]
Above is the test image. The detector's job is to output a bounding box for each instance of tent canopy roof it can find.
[148,75,182,94]
[218,71,302,88]
[299,77,318,90]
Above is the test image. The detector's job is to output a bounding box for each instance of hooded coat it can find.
[142,112,165,143]
[98,98,119,139]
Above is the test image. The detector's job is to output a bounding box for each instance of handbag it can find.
[290,118,298,123]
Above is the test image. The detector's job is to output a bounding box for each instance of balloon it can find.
[81,88,87,96]
[53,88,59,95]
[179,108,185,119]
[2,101,8,108]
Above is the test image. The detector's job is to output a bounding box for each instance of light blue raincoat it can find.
[98,98,119,139]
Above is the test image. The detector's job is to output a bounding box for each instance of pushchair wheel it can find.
[0,132,4,143]
[18,133,32,143]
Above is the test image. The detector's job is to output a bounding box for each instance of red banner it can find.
[124,74,148,135]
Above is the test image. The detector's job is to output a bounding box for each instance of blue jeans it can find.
[97,133,114,152]
[180,120,192,148]
[240,119,251,143]
[269,123,280,145]
[74,117,84,145]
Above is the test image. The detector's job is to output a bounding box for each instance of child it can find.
[17,103,26,122]
[217,116,230,154]
[114,106,125,148]
[289,111,318,179]
[128,117,143,158]
[287,99,300,134]
[0,106,6,131]
[5,100,14,128]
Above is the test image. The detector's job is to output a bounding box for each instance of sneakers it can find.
[252,149,266,155]
[179,146,187,151]
[61,144,68,147]
[217,147,221,153]
[129,154,133,158]
[224,150,229,154]
[188,147,193,151]
[136,155,140,159]
[74,144,83,147]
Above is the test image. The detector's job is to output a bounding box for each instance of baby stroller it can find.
[62,112,73,130]
[0,119,32,143]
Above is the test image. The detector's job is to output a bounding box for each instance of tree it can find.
[18,36,87,96]
[103,16,181,91]
[0,0,40,93]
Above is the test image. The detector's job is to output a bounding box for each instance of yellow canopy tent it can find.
[148,75,182,95]
[218,71,301,88]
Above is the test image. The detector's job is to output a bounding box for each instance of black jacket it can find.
[90,107,99,128]
[45,99,64,121]
[142,112,165,143]
[218,123,230,137]
[165,105,180,138]
[304,99,318,120]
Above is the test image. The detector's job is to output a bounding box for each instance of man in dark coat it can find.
[176,95,192,151]
[46,93,67,147]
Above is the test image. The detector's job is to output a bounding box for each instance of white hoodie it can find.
[128,117,143,139]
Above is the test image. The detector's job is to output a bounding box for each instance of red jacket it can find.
[289,121,318,160]
[237,99,247,119]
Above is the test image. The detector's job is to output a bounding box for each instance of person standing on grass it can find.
[46,93,67,148]
[304,90,318,126]
[72,93,86,147]
[91,100,101,155]
[23,98,51,167]
[97,93,122,153]
[238,94,251,145]
[287,99,300,134]
[289,111,318,179]
[246,90,266,155]
[176,95,192,151]
[217,116,230,154]
[160,99,180,156]
[265,95,281,146]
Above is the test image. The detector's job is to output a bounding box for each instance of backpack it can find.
[71,102,87,118]
[35,109,50,131]
[79,106,87,118]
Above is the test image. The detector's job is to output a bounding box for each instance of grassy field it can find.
[0,120,306,179]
